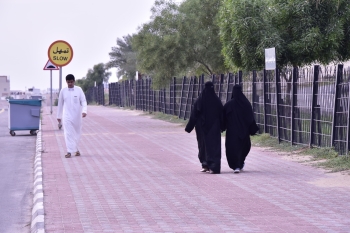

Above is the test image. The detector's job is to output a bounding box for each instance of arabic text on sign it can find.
[52,47,70,54]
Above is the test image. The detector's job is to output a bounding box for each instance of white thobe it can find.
[57,86,87,153]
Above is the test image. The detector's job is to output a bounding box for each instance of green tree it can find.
[107,35,137,80]
[132,0,184,87]
[177,0,226,75]
[218,0,350,70]
[218,0,274,70]
[75,63,111,93]
[132,0,226,88]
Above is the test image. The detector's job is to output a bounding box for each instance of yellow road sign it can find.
[48,40,73,67]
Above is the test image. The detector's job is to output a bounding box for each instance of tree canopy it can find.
[218,0,350,70]
[127,0,225,87]
[107,35,137,80]
[75,63,111,93]
[106,0,350,87]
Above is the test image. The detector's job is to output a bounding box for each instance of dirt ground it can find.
[258,147,350,188]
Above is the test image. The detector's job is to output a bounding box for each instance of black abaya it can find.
[185,81,223,173]
[222,85,255,170]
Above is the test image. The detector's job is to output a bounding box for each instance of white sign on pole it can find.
[265,47,276,70]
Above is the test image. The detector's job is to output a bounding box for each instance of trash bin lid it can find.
[9,99,42,106]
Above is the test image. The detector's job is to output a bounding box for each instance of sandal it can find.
[75,151,81,156]
[65,153,71,158]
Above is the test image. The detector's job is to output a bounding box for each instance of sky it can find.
[0,0,170,91]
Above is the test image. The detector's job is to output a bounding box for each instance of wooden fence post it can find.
[108,84,111,105]
[238,71,242,86]
[144,79,146,110]
[124,81,127,107]
[149,79,152,112]
[310,65,320,147]
[163,88,166,114]
[291,67,298,145]
[252,71,256,113]
[146,79,149,112]
[112,83,115,105]
[173,77,176,115]
[139,79,145,111]
[184,77,193,120]
[147,79,149,111]
[127,81,130,107]
[263,69,267,134]
[153,80,156,112]
[134,81,137,109]
[198,74,202,97]
[120,81,123,107]
[119,82,122,107]
[127,81,129,107]
[130,80,132,107]
[115,83,118,106]
[275,68,281,143]
[138,80,141,110]
[218,74,224,101]
[201,74,205,92]
[150,79,153,112]
[331,64,343,147]
[130,80,133,107]
[117,82,120,106]
[188,77,197,117]
[347,72,350,155]
[178,76,186,118]
[161,88,163,113]
[226,73,232,102]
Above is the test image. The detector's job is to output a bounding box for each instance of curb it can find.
[31,126,45,233]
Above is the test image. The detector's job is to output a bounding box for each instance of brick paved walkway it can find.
[41,105,350,233]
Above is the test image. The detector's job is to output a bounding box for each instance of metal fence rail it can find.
[86,64,350,155]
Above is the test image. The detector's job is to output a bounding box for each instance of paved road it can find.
[40,105,350,232]
[0,100,34,233]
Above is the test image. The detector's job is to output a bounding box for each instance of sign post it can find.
[47,40,73,93]
[43,60,59,114]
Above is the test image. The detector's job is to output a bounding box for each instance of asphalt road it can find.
[0,100,34,233]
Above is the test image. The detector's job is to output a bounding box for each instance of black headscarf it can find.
[197,81,223,133]
[227,85,254,137]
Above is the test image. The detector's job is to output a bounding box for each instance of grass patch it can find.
[316,156,350,172]
[251,133,303,153]
[106,105,135,110]
[147,112,188,126]
[88,101,98,105]
[251,133,350,172]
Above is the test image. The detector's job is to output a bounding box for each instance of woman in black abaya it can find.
[185,81,223,174]
[222,85,256,173]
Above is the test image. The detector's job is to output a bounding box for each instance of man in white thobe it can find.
[57,74,87,158]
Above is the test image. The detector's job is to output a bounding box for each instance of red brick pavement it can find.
[41,105,350,233]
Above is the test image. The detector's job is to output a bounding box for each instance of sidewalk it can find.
[41,105,350,233]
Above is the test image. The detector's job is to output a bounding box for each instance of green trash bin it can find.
[8,99,42,136]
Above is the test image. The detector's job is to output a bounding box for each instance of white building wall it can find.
[0,76,10,98]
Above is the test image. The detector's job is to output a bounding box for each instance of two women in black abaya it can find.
[222,85,257,173]
[185,81,223,174]
[185,82,256,174]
